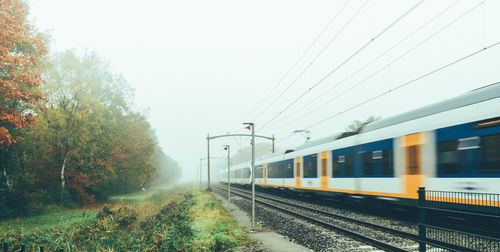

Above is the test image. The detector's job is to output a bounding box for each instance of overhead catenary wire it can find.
[304,40,500,130]
[275,132,295,145]
[257,0,425,132]
[251,0,367,123]
[262,0,478,134]
[260,0,463,131]
[246,0,352,122]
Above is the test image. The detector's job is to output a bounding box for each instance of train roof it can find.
[291,134,340,152]
[362,82,500,133]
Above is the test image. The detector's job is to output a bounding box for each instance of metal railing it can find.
[418,187,500,252]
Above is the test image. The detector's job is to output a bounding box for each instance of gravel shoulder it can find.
[211,192,312,252]
[211,188,384,251]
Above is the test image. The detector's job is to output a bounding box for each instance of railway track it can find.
[213,184,418,251]
[215,184,494,251]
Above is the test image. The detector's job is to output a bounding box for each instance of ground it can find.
[0,186,253,251]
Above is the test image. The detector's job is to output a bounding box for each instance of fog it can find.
[28,0,500,183]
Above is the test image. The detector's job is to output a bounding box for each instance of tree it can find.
[149,145,182,188]
[105,112,156,195]
[30,50,158,203]
[0,0,47,190]
[344,115,381,133]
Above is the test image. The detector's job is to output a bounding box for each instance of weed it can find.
[1,187,251,251]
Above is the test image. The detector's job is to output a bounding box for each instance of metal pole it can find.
[243,122,256,229]
[272,134,275,153]
[227,146,231,202]
[207,134,210,190]
[250,123,256,229]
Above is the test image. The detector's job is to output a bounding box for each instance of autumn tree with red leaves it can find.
[0,1,179,216]
[0,0,47,190]
[34,50,156,204]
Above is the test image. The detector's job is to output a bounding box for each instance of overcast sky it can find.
[27,0,500,182]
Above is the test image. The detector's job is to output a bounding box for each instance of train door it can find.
[321,152,328,189]
[404,133,423,198]
[264,164,267,185]
[295,157,301,187]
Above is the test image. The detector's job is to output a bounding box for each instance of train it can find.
[219,82,500,206]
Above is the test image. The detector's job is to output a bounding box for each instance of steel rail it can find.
[226,185,418,238]
[214,185,407,252]
[217,185,482,252]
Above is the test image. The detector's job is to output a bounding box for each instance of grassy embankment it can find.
[0,187,251,251]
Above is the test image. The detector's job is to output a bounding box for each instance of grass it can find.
[184,188,252,250]
[190,189,251,250]
[0,208,99,235]
[109,189,158,203]
[0,186,252,251]
[0,189,158,235]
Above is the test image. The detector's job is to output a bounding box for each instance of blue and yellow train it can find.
[220,82,500,205]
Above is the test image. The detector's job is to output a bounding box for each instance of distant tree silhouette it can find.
[344,115,381,133]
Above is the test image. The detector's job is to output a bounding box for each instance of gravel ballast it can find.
[214,188,379,251]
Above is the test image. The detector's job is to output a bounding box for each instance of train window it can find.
[255,165,264,178]
[332,157,340,177]
[284,159,294,178]
[479,134,500,174]
[363,152,374,176]
[458,137,480,150]
[332,155,353,177]
[231,169,242,179]
[382,150,393,176]
[303,154,317,178]
[243,168,251,178]
[345,155,353,176]
[363,150,393,176]
[332,156,343,177]
[268,161,283,178]
[437,140,460,175]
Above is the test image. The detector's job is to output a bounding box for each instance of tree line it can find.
[0,0,181,217]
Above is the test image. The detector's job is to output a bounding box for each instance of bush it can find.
[1,188,250,251]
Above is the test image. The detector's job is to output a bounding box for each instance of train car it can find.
[220,82,500,205]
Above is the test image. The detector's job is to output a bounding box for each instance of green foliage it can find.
[0,208,99,235]
[133,193,195,250]
[0,188,251,251]
[0,0,181,221]
[190,189,251,251]
[0,49,181,216]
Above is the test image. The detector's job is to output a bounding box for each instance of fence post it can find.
[3,242,7,252]
[418,186,427,252]
[40,246,44,252]
[21,244,25,252]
